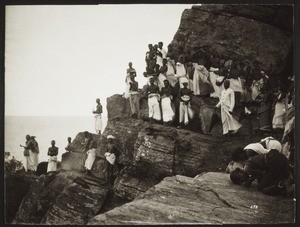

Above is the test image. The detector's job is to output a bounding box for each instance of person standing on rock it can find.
[124,62,136,99]
[178,77,194,129]
[82,131,97,176]
[158,42,167,59]
[160,79,175,125]
[146,76,161,124]
[65,137,72,152]
[215,80,242,137]
[47,140,58,173]
[93,98,103,136]
[20,134,39,172]
[105,135,119,186]
[129,72,139,119]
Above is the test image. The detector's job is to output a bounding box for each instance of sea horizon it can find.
[5,115,108,165]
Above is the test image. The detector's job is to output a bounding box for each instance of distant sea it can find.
[5,116,108,165]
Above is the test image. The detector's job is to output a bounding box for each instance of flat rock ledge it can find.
[88,172,294,225]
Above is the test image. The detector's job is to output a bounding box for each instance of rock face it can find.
[13,171,108,224]
[168,4,293,77]
[89,172,294,225]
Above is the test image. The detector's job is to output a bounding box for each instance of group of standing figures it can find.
[20,135,62,173]
[123,42,295,137]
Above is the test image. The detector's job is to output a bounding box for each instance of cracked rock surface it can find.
[88,172,294,225]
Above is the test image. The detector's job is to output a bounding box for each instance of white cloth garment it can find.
[244,143,268,154]
[228,78,244,93]
[85,148,96,170]
[251,78,264,100]
[24,149,39,172]
[209,67,224,98]
[157,73,167,91]
[124,75,132,99]
[148,94,161,120]
[193,64,209,95]
[179,95,194,125]
[47,156,57,172]
[94,114,102,134]
[105,152,116,165]
[216,88,242,134]
[161,96,175,122]
[260,137,282,152]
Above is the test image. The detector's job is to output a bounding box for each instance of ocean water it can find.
[5,116,108,165]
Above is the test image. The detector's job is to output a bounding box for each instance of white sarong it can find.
[220,103,242,134]
[157,73,167,91]
[124,75,132,99]
[272,99,286,129]
[85,148,96,170]
[47,156,57,172]
[161,97,175,122]
[105,152,116,165]
[179,95,194,125]
[94,114,102,134]
[148,94,161,120]
[24,149,39,172]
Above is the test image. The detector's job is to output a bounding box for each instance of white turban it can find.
[107,135,115,139]
[181,77,189,84]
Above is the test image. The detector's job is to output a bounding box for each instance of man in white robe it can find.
[178,78,194,128]
[47,140,58,173]
[93,98,103,135]
[146,77,161,123]
[160,80,175,124]
[215,80,242,136]
[82,131,97,176]
[20,135,39,172]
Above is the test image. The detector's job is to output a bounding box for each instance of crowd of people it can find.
[20,41,295,196]
[124,42,295,136]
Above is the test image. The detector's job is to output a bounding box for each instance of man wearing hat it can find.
[178,78,194,128]
[92,98,103,136]
[145,76,161,123]
[105,135,119,186]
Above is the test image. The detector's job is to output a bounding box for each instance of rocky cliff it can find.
[7,4,294,225]
[89,173,294,225]
[168,4,293,79]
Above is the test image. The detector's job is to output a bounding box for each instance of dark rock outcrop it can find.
[89,172,294,225]
[168,4,293,78]
[12,171,108,224]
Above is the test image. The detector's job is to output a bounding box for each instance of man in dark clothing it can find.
[105,135,119,186]
[230,149,294,196]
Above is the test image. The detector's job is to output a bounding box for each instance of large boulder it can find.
[168,4,293,77]
[89,172,294,224]
[13,171,108,224]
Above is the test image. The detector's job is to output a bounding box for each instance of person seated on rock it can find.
[160,79,175,125]
[105,135,120,186]
[82,131,97,176]
[215,80,242,137]
[65,137,72,152]
[230,149,294,196]
[129,72,139,119]
[158,41,167,60]
[145,44,153,67]
[145,76,161,124]
[154,63,167,91]
[47,140,58,173]
[177,78,194,129]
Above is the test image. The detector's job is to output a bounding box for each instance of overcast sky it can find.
[5,4,195,116]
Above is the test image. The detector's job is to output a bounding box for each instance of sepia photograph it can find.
[3,2,296,225]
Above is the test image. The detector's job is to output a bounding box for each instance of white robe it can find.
[85,148,96,170]
[166,60,178,86]
[148,94,161,120]
[24,149,39,172]
[105,152,116,165]
[179,95,194,125]
[161,96,175,122]
[216,88,242,134]
[94,114,102,134]
[209,67,224,98]
[193,64,209,95]
[272,94,287,129]
[124,75,132,99]
[228,77,244,93]
[157,73,167,91]
[47,156,57,172]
